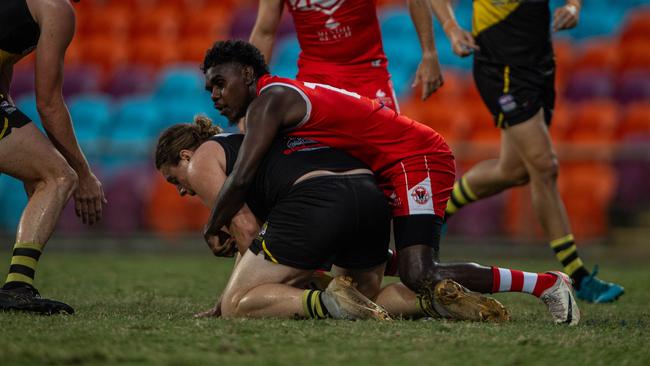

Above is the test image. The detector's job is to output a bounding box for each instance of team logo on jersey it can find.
[388,191,402,208]
[499,94,517,113]
[288,0,352,38]
[411,186,430,205]
[283,137,329,155]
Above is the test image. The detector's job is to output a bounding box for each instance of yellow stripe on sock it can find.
[6,273,34,285]
[550,234,575,248]
[9,255,38,269]
[564,258,584,276]
[302,290,313,318]
[261,240,279,264]
[313,293,327,318]
[555,245,577,262]
[445,200,459,215]
[452,183,469,205]
[460,177,478,201]
[13,242,44,251]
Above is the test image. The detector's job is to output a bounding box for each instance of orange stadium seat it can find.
[549,102,572,142]
[620,102,650,138]
[573,40,619,72]
[553,40,574,94]
[78,36,130,75]
[130,37,180,69]
[465,102,500,143]
[617,41,650,72]
[180,36,212,63]
[620,10,650,45]
[401,99,473,144]
[558,162,617,238]
[182,6,232,41]
[78,6,133,39]
[132,8,181,40]
[568,100,619,143]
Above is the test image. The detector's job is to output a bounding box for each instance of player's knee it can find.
[529,153,559,184]
[220,292,241,318]
[53,165,78,196]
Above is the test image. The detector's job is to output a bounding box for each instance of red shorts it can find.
[379,153,456,219]
[296,69,400,113]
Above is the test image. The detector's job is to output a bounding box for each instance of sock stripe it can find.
[452,183,469,205]
[8,264,35,279]
[12,248,42,260]
[511,270,524,291]
[560,251,579,267]
[491,267,500,293]
[314,292,327,318]
[551,242,574,253]
[550,234,575,248]
[522,272,537,293]
[556,245,577,262]
[449,191,464,209]
[10,255,38,269]
[565,258,585,276]
[302,290,315,318]
[460,177,478,201]
[6,273,33,285]
[498,268,512,292]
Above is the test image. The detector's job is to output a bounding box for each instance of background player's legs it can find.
[0,123,78,291]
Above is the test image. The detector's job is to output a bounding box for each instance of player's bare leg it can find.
[220,251,388,320]
[446,109,623,302]
[0,123,77,314]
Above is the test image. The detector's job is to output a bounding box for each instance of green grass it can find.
[0,249,648,366]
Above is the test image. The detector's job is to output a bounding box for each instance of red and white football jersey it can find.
[256,74,452,176]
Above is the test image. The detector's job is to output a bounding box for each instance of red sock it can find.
[491,267,557,297]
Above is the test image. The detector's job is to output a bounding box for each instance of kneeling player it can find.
[154,117,509,321]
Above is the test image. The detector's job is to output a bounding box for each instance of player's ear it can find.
[242,65,255,86]
[179,149,193,161]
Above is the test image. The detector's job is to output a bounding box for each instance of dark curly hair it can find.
[202,40,270,78]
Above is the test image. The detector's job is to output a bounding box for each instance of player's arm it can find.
[203,86,306,244]
[34,1,106,224]
[430,0,478,57]
[406,0,443,100]
[553,0,581,31]
[189,142,261,256]
[249,0,285,63]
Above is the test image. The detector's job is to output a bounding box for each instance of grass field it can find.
[0,244,648,366]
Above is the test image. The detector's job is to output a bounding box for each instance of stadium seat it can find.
[154,66,204,100]
[80,7,133,39]
[620,8,650,44]
[182,5,232,41]
[572,40,618,72]
[130,37,180,69]
[612,135,650,215]
[0,176,27,233]
[68,94,113,165]
[78,36,131,75]
[617,70,650,104]
[179,36,212,63]
[270,37,300,78]
[564,70,615,102]
[62,65,102,99]
[400,99,472,144]
[101,165,156,233]
[132,8,180,40]
[549,102,572,142]
[618,41,650,72]
[14,94,41,129]
[619,102,650,138]
[568,100,619,142]
[228,6,258,40]
[105,65,155,97]
[8,68,35,100]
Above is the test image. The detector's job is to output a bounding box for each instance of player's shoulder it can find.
[38,0,75,18]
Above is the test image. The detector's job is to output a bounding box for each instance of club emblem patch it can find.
[499,94,517,113]
[411,186,430,205]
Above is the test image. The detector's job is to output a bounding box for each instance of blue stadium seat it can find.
[68,94,113,166]
[154,65,205,100]
[14,94,42,130]
[0,175,27,233]
[270,36,300,78]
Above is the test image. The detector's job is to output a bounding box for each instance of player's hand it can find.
[448,26,479,57]
[194,297,222,318]
[412,53,444,100]
[73,170,106,225]
[203,228,237,257]
[553,3,580,31]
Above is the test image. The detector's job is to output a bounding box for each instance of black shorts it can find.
[0,93,30,141]
[249,174,391,270]
[473,59,555,129]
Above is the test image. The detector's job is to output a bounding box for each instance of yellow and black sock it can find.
[416,293,441,318]
[3,242,43,290]
[549,234,589,289]
[445,177,479,219]
[302,289,330,319]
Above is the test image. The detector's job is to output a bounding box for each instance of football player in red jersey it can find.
[249,0,443,114]
[200,40,581,325]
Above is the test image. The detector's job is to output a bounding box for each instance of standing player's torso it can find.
[285,0,387,68]
[472,0,552,65]
[0,0,40,68]
[257,75,450,176]
[213,134,367,221]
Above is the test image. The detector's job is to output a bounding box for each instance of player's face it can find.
[205,64,252,125]
[160,161,196,197]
